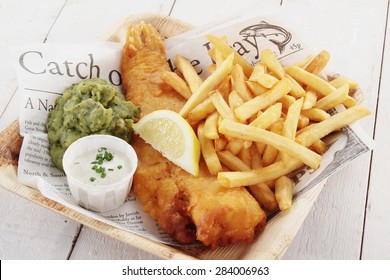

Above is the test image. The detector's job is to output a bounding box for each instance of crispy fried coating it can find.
[121,22,185,116]
[121,22,266,249]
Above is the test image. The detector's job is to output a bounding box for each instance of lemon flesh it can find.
[133,110,200,176]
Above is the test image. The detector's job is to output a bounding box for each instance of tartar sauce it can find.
[68,147,130,186]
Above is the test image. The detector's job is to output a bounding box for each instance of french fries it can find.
[218,119,322,169]
[165,36,370,214]
[302,89,318,110]
[197,123,223,175]
[205,34,253,77]
[296,106,371,147]
[262,120,283,166]
[179,53,234,118]
[161,71,192,100]
[239,147,252,167]
[301,108,330,122]
[309,139,327,155]
[275,176,294,210]
[285,74,306,98]
[209,90,237,121]
[228,90,244,110]
[225,138,244,155]
[218,158,304,188]
[261,49,285,79]
[214,137,227,151]
[234,78,291,122]
[217,150,251,171]
[282,98,303,140]
[304,50,331,75]
[204,111,220,139]
[246,80,268,96]
[231,64,253,101]
[286,66,335,95]
[249,183,279,212]
[174,54,203,94]
[249,62,266,81]
[249,103,282,129]
[187,97,215,122]
[329,76,359,90]
[314,84,349,111]
[258,73,279,89]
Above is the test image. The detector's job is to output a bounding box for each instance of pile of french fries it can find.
[162,34,370,213]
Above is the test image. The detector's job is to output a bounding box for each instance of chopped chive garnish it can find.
[90,147,118,181]
[96,166,105,174]
[104,151,113,161]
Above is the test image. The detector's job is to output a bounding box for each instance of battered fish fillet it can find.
[121,22,266,249]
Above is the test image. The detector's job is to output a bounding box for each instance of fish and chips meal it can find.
[119,22,370,248]
[46,21,370,249]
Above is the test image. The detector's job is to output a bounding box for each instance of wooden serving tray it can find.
[0,14,325,260]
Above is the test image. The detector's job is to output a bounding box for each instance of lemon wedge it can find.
[133,110,200,176]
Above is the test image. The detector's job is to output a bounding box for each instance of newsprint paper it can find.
[9,13,374,246]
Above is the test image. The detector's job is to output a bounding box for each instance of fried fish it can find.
[121,22,266,249]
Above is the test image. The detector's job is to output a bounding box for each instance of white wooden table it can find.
[0,0,389,260]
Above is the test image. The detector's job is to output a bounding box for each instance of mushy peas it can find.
[46,78,140,171]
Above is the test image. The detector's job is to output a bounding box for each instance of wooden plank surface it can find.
[280,0,388,259]
[0,0,67,129]
[0,0,82,260]
[45,0,174,42]
[361,1,390,259]
[0,0,388,259]
[69,227,161,260]
[0,184,81,259]
[170,0,279,25]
